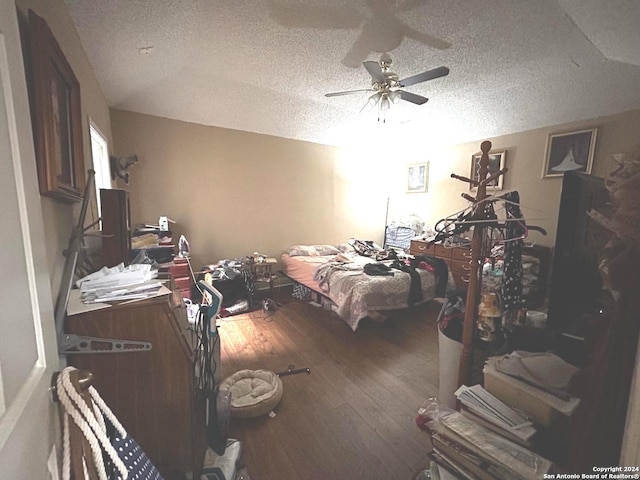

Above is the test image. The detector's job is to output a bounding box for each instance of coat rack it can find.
[449,141,508,388]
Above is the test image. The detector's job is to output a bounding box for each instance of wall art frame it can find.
[407,162,429,193]
[542,128,597,179]
[470,150,506,191]
[27,9,85,202]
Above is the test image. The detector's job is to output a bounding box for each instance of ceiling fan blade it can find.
[400,90,429,105]
[325,88,372,97]
[363,60,384,83]
[399,66,449,87]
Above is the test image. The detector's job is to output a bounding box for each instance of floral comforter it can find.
[312,255,447,331]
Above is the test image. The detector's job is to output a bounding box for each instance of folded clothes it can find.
[363,263,394,276]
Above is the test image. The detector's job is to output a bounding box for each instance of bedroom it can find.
[2,0,640,478]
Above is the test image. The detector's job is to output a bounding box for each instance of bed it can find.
[281,244,452,331]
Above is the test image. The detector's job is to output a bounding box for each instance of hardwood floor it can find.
[216,299,443,480]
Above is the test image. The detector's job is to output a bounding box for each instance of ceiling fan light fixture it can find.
[360,92,381,113]
[378,95,393,123]
[325,54,449,123]
[380,95,391,111]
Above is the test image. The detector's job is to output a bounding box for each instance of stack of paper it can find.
[76,263,162,303]
[427,412,554,480]
[455,384,536,446]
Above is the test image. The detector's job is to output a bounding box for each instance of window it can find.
[89,121,110,220]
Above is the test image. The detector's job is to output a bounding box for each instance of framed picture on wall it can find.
[470,150,506,191]
[542,128,597,178]
[407,163,428,193]
[27,9,85,202]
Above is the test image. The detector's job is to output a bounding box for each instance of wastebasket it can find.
[438,328,463,409]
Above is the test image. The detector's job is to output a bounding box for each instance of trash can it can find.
[438,328,463,409]
[436,291,466,409]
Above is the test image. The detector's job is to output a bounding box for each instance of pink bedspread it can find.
[281,253,450,331]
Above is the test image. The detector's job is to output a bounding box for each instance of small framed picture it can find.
[407,163,429,193]
[542,128,597,178]
[470,150,506,191]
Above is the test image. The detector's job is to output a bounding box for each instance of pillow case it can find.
[286,244,341,257]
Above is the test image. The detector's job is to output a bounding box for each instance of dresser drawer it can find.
[434,244,451,259]
[410,240,434,256]
[451,258,470,274]
[451,246,472,261]
[449,269,469,289]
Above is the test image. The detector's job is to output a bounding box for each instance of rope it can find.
[57,369,108,480]
[57,367,128,480]
[62,413,70,479]
[87,387,126,438]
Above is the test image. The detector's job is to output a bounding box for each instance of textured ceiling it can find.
[64,0,640,148]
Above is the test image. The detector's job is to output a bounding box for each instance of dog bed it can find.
[220,369,283,418]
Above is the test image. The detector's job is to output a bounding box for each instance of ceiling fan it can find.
[325,53,449,122]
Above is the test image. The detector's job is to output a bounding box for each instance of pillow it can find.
[286,244,341,257]
[335,243,355,254]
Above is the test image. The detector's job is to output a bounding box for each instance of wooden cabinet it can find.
[100,188,131,268]
[410,239,471,289]
[65,286,206,479]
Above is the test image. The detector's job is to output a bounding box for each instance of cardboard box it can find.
[483,358,580,427]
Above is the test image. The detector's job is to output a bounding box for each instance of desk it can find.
[65,284,206,479]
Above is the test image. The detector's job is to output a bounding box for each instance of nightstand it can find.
[249,257,277,298]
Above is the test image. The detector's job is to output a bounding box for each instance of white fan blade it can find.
[363,60,384,83]
[325,88,372,97]
[400,66,449,87]
[400,90,429,105]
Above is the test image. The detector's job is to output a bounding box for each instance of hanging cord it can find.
[57,367,128,480]
[193,307,217,394]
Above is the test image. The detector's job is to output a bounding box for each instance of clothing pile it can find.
[201,258,255,313]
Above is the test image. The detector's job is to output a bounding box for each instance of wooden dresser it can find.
[65,285,206,479]
[410,239,471,289]
[410,239,552,306]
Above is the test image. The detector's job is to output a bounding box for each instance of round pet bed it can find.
[220,369,283,418]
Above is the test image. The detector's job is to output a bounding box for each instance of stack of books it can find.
[130,224,175,264]
[426,404,553,479]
